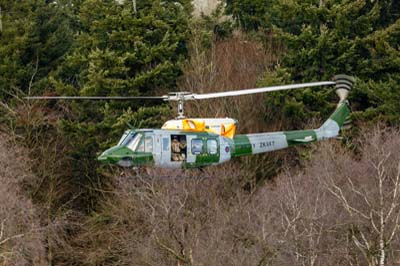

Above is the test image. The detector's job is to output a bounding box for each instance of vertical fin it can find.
[317,75,355,139]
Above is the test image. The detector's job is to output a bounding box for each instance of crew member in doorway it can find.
[171,136,186,161]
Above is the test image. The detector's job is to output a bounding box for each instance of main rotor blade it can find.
[25,80,337,102]
[25,96,166,100]
[187,81,335,100]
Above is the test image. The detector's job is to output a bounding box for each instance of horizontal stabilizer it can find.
[292,136,315,143]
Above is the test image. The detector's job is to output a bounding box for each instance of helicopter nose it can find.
[97,153,108,163]
[97,146,134,164]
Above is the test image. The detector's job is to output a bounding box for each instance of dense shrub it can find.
[0,134,47,265]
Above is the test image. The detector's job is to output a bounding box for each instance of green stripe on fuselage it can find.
[98,145,154,167]
[131,152,154,167]
[193,137,220,166]
[98,146,134,163]
[194,153,220,165]
[232,135,252,157]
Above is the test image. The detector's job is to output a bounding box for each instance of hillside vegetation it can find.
[0,135,47,265]
[1,0,400,265]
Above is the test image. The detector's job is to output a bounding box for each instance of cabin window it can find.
[145,136,153,152]
[207,139,218,155]
[191,139,203,155]
[163,138,169,151]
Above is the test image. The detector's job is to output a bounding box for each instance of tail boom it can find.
[231,74,354,157]
[231,101,351,157]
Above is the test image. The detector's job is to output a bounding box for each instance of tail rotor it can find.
[333,74,356,130]
[333,74,356,102]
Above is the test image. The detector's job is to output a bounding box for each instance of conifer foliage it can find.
[226,0,400,124]
[0,0,74,99]
[51,0,192,209]
[56,0,190,98]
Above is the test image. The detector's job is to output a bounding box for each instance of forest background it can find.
[1,0,400,265]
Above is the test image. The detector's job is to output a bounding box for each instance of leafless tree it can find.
[251,158,348,266]
[248,127,400,266]
[177,30,280,133]
[319,128,400,266]
[0,134,48,266]
[1,90,82,265]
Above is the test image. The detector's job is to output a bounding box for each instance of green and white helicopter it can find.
[27,75,355,169]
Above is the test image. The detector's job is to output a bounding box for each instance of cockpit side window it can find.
[120,132,153,152]
[126,134,142,151]
[120,132,137,147]
[145,136,153,152]
[136,138,145,152]
[118,131,132,146]
[134,135,154,152]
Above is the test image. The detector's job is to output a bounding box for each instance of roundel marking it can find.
[225,146,230,153]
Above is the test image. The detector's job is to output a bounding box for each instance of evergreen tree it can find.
[226,0,400,125]
[224,0,274,31]
[275,0,400,124]
[51,0,192,209]
[0,1,75,100]
[54,0,191,141]
[54,0,191,122]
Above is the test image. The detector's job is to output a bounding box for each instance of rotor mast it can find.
[178,98,185,119]
[167,92,191,119]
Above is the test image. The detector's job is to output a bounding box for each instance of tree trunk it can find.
[132,0,137,13]
[0,7,3,32]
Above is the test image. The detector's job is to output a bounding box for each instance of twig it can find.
[0,233,25,246]
[28,55,39,96]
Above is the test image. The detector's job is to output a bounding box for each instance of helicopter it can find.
[26,74,355,169]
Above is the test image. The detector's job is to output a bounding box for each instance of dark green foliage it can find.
[48,0,191,210]
[225,0,274,31]
[55,0,190,97]
[228,0,400,125]
[0,1,75,99]
[199,3,234,40]
[278,0,400,124]
[1,0,191,214]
